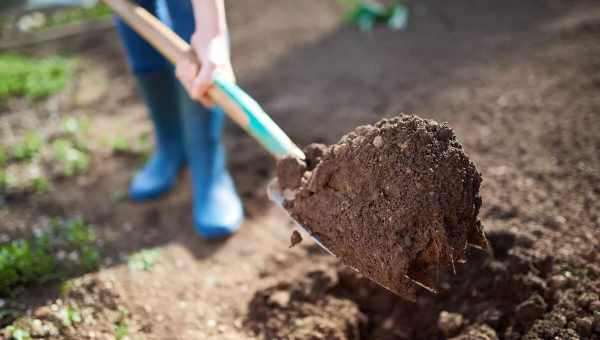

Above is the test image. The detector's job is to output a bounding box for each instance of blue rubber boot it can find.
[129,70,185,201]
[178,85,243,238]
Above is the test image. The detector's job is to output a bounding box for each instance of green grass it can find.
[43,3,112,30]
[51,139,90,176]
[115,321,129,340]
[1,115,92,195]
[0,218,100,294]
[0,54,73,103]
[115,307,130,340]
[11,133,42,161]
[4,325,31,340]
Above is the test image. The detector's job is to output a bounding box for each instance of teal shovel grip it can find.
[213,76,305,160]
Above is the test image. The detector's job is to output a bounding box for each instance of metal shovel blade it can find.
[266,178,335,256]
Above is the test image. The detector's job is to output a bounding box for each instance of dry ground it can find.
[1,0,600,339]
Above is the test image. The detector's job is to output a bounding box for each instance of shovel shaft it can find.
[102,0,304,160]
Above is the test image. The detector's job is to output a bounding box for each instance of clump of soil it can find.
[277,115,487,300]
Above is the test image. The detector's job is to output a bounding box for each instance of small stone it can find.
[590,300,600,312]
[450,324,498,340]
[30,319,45,336]
[515,294,546,326]
[34,306,53,319]
[438,311,464,337]
[552,313,567,327]
[577,293,598,309]
[289,230,303,248]
[594,312,600,332]
[576,317,593,337]
[206,319,217,328]
[269,290,291,308]
[550,275,568,289]
[233,318,243,329]
[373,136,384,148]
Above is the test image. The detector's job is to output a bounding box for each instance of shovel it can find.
[103,0,331,252]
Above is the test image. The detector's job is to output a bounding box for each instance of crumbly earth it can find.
[245,263,365,340]
[277,115,487,300]
[2,0,600,339]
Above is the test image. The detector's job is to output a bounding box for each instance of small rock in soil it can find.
[450,324,498,340]
[438,311,464,337]
[515,293,547,326]
[289,230,303,248]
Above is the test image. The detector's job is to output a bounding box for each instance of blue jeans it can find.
[115,0,195,74]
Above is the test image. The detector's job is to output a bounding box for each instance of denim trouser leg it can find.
[115,0,196,74]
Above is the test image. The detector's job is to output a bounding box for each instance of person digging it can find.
[116,0,242,238]
[111,0,487,298]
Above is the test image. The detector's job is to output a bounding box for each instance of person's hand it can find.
[175,32,235,107]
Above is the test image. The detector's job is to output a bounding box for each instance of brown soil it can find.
[2,0,600,339]
[277,115,486,300]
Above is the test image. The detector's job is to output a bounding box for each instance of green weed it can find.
[110,135,130,154]
[11,133,42,161]
[51,139,89,176]
[0,54,73,103]
[44,3,112,30]
[0,219,100,294]
[0,170,7,192]
[60,116,89,137]
[115,307,130,340]
[31,175,50,193]
[57,306,81,327]
[128,249,160,271]
[115,321,128,340]
[4,325,31,340]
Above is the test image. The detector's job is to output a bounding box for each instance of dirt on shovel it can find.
[277,114,487,300]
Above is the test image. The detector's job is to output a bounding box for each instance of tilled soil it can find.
[2,0,600,339]
[277,115,486,300]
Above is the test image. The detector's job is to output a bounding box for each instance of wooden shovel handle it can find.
[103,0,194,65]
[102,0,305,160]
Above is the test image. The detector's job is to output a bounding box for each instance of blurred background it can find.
[1,1,599,339]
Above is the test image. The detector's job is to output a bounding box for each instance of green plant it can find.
[0,219,100,294]
[5,325,31,340]
[128,249,160,271]
[110,135,130,154]
[337,0,408,31]
[51,139,89,176]
[31,175,49,193]
[0,170,7,192]
[0,54,73,103]
[57,306,81,327]
[60,116,89,137]
[115,321,128,340]
[44,3,112,30]
[0,240,56,292]
[11,133,42,161]
[114,306,130,339]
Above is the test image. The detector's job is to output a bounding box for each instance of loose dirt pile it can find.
[277,115,487,299]
[245,230,600,339]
